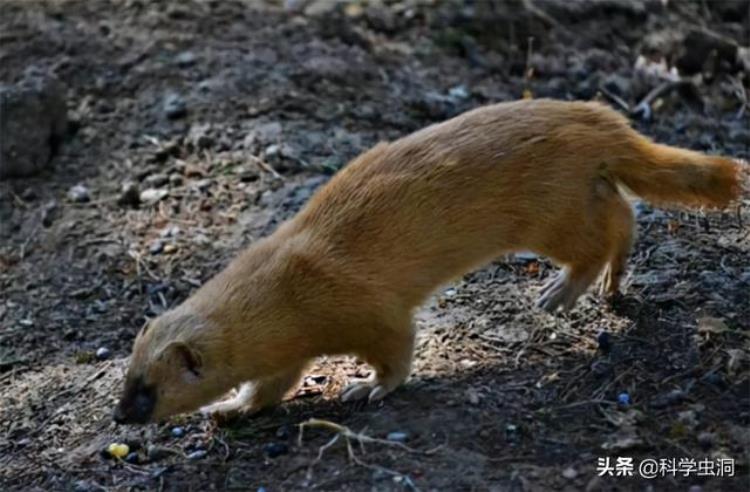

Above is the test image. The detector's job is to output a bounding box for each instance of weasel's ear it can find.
[160,342,203,382]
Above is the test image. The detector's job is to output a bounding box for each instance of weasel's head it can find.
[113,307,231,424]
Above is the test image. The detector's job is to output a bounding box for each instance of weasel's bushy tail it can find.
[610,138,746,209]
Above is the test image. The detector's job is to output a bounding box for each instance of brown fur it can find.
[114,99,746,423]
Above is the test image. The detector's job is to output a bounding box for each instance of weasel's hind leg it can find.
[537,259,607,312]
[600,196,635,298]
[536,180,631,312]
[341,320,414,403]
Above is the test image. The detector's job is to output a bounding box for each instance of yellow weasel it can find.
[113,99,745,424]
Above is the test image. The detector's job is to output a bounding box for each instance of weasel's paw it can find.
[199,385,257,422]
[200,401,257,424]
[537,273,581,312]
[340,378,397,403]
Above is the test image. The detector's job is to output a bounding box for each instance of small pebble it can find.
[176,51,197,67]
[117,181,140,207]
[163,92,187,119]
[618,392,631,406]
[505,423,519,445]
[562,466,578,479]
[149,240,164,254]
[68,184,91,203]
[125,452,139,464]
[144,173,169,188]
[42,200,57,227]
[187,449,207,460]
[597,331,611,352]
[651,389,686,409]
[163,244,178,254]
[95,347,111,360]
[257,488,268,492]
[139,188,169,205]
[147,444,172,462]
[171,426,185,438]
[386,431,408,443]
[275,425,291,440]
[262,442,289,458]
[448,85,469,100]
[697,431,715,448]
[107,442,130,459]
[74,480,96,492]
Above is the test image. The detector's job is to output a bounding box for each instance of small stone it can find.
[444,287,457,297]
[41,200,57,227]
[163,244,178,254]
[466,388,480,405]
[160,225,181,238]
[262,442,289,458]
[125,452,139,464]
[147,445,172,462]
[264,144,281,158]
[677,409,699,429]
[688,486,703,492]
[107,442,130,459]
[597,331,611,353]
[651,389,686,408]
[68,184,90,203]
[73,480,96,492]
[95,347,111,360]
[602,73,630,97]
[117,181,140,207]
[505,424,520,445]
[187,123,214,149]
[386,432,408,443]
[163,92,187,119]
[697,431,715,448]
[275,425,291,440]
[617,392,631,406]
[149,240,164,254]
[193,233,210,245]
[187,449,207,460]
[171,426,185,438]
[176,51,197,67]
[139,188,168,205]
[193,178,213,191]
[448,85,469,100]
[144,173,169,188]
[562,466,578,479]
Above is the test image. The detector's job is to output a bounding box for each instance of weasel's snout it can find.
[113,377,156,425]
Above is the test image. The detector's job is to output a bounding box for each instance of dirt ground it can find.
[1,0,749,490]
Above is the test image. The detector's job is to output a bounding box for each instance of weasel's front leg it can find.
[341,323,414,403]
[201,363,308,419]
